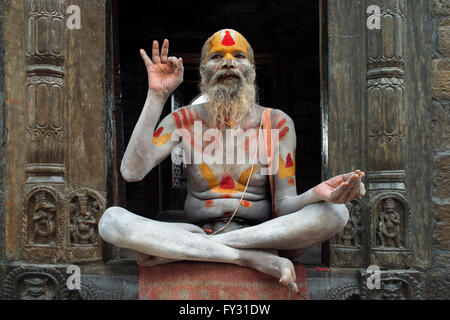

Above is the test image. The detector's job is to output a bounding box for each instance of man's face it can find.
[201,30,255,88]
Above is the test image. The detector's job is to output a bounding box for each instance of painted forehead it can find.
[208,30,249,55]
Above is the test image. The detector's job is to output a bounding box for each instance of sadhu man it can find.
[99,29,366,293]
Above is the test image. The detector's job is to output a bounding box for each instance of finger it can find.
[329,181,349,203]
[340,174,360,202]
[152,40,161,64]
[175,57,184,74]
[343,176,363,202]
[167,56,178,68]
[335,174,359,203]
[160,39,169,64]
[140,49,153,67]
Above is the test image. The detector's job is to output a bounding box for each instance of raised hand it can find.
[140,39,184,98]
[313,170,366,204]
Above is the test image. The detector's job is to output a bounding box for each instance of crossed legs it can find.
[98,201,348,292]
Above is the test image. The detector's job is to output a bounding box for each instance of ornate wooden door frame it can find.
[322,0,433,271]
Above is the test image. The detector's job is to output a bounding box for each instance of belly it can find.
[183,193,272,224]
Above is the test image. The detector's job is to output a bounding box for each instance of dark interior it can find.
[116,0,321,223]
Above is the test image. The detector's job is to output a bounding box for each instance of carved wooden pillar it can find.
[20,0,106,264]
[22,0,67,263]
[364,0,413,269]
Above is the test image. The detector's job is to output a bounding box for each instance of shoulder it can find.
[160,105,203,130]
[267,108,296,139]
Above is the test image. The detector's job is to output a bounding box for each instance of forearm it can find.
[121,90,168,181]
[275,187,323,216]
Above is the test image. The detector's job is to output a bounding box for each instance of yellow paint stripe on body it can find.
[152,133,172,146]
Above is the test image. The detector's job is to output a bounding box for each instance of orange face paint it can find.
[208,30,250,61]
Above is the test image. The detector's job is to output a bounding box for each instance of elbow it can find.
[120,165,142,183]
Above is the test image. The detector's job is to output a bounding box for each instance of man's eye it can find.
[235,54,246,59]
[211,54,222,60]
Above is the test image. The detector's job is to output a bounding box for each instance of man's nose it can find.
[222,58,235,68]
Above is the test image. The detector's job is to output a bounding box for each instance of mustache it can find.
[211,69,244,83]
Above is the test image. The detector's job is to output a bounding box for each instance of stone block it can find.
[438,26,450,57]
[433,153,450,199]
[433,0,450,16]
[433,203,450,250]
[432,100,450,151]
[433,59,450,98]
[138,262,308,300]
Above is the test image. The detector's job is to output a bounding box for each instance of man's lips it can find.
[217,73,241,82]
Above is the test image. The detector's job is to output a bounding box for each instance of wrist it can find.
[308,187,324,203]
[147,88,170,102]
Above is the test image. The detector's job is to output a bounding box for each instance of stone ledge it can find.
[138,262,309,300]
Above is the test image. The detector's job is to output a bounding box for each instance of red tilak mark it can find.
[286,153,294,168]
[279,126,289,140]
[172,112,182,129]
[314,267,329,272]
[187,108,195,126]
[153,127,163,137]
[220,175,235,189]
[276,118,287,129]
[204,200,214,208]
[180,109,190,129]
[222,30,235,46]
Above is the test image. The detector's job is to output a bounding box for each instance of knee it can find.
[328,202,349,233]
[318,202,349,234]
[98,206,128,244]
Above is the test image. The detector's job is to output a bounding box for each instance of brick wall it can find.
[431,0,450,273]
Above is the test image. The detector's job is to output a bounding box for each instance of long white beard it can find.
[200,68,256,129]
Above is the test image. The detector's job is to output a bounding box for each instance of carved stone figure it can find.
[337,202,362,246]
[377,198,402,248]
[70,194,99,245]
[19,277,53,300]
[99,29,366,293]
[31,191,56,245]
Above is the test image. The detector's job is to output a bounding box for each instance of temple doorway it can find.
[114,0,323,263]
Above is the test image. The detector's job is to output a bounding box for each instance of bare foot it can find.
[239,249,298,293]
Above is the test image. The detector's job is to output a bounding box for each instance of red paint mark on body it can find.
[180,109,190,128]
[288,177,295,185]
[279,127,289,140]
[187,108,195,126]
[276,118,287,129]
[220,175,235,189]
[153,127,163,137]
[172,112,182,129]
[285,153,294,168]
[242,200,251,208]
[221,194,232,198]
[204,200,214,209]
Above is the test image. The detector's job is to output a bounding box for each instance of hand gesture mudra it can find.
[314,170,366,204]
[140,39,184,98]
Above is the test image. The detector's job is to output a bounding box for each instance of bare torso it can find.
[178,103,272,224]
